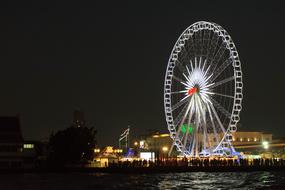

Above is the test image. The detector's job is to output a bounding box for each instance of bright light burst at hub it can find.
[164,21,243,157]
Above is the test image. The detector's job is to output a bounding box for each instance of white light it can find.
[262,141,269,149]
[23,144,34,149]
[139,140,145,148]
[140,152,155,161]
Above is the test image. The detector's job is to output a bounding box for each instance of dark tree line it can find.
[48,126,96,166]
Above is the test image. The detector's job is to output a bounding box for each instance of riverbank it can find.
[1,165,285,174]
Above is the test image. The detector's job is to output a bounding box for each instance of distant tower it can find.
[73,109,85,128]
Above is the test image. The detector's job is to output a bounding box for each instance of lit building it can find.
[22,140,48,168]
[134,131,174,158]
[133,130,285,158]
[207,131,283,157]
[93,146,123,167]
[232,131,272,144]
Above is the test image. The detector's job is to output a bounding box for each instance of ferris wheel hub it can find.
[187,87,197,96]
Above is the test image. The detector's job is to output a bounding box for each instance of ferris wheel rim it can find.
[164,21,243,157]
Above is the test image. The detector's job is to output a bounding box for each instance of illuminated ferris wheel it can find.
[164,21,243,157]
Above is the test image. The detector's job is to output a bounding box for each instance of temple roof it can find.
[0,116,23,143]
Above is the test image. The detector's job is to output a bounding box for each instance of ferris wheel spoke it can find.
[204,73,214,84]
[196,96,209,151]
[173,103,189,128]
[172,75,184,83]
[189,131,196,155]
[182,99,195,151]
[211,43,227,71]
[207,33,220,64]
[198,57,202,69]
[181,44,194,64]
[194,95,201,124]
[188,37,197,59]
[175,97,193,138]
[186,65,193,79]
[200,93,211,104]
[202,123,208,151]
[195,126,200,156]
[210,57,233,82]
[182,73,190,83]
[190,60,194,71]
[209,102,226,134]
[206,102,220,147]
[196,95,206,124]
[170,90,188,95]
[197,30,203,56]
[204,90,234,99]
[211,92,235,99]
[209,76,235,89]
[171,96,189,112]
[175,59,187,74]
[201,59,207,73]
[202,30,211,56]
[193,31,203,57]
[210,96,231,119]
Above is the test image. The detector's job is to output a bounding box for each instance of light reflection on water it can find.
[0,171,285,190]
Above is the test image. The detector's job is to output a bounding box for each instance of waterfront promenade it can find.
[1,157,285,173]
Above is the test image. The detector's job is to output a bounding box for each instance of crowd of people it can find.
[107,157,285,168]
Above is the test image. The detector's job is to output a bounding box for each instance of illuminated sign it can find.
[140,152,155,161]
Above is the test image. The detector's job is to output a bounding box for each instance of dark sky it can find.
[0,1,284,146]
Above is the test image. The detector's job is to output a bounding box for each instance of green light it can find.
[188,125,193,134]
[181,124,187,133]
[181,124,194,134]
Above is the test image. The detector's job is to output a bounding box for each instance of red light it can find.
[188,87,197,96]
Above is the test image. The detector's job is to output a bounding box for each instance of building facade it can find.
[0,116,23,168]
[133,130,282,158]
[134,132,174,158]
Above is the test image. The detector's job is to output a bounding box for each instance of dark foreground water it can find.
[1,171,285,190]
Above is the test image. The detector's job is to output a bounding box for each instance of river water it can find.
[1,171,285,189]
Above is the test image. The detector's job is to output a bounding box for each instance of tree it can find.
[48,126,96,166]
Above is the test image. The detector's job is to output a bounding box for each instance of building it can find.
[0,116,24,168]
[133,131,174,158]
[230,131,285,158]
[133,130,285,158]
[232,131,272,145]
[0,116,48,169]
[22,140,48,168]
[93,146,123,167]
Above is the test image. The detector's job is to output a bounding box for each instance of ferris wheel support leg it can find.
[168,142,175,157]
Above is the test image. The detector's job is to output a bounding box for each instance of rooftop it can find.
[0,116,23,143]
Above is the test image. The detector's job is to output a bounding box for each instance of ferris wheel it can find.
[164,21,243,157]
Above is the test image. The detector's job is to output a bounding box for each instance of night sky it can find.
[0,1,284,146]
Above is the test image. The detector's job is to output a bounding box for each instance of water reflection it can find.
[158,172,250,189]
[0,171,285,189]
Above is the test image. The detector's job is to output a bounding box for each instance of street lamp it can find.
[162,146,168,152]
[94,149,100,153]
[161,146,168,161]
